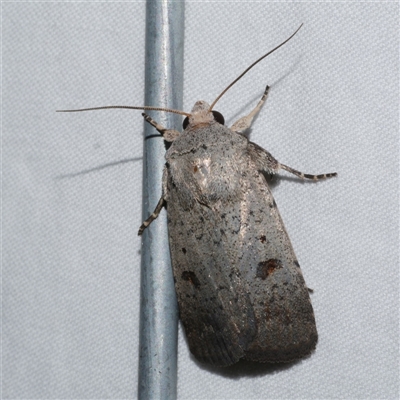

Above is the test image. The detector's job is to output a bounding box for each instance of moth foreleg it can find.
[142,113,180,142]
[138,196,166,236]
[231,85,270,133]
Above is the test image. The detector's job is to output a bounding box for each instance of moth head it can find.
[182,101,225,130]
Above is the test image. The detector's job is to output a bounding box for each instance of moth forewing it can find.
[164,106,320,366]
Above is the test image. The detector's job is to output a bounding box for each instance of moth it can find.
[60,25,336,366]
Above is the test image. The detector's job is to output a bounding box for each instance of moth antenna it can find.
[208,23,303,112]
[57,105,191,117]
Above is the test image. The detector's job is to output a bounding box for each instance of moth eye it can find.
[212,111,225,125]
[182,117,189,130]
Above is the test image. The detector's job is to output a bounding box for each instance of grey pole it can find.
[138,1,185,399]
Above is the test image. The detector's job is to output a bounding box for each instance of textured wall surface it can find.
[3,2,398,399]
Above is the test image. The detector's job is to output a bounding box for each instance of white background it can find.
[3,1,399,399]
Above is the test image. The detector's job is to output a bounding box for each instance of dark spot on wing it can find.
[182,248,187,254]
[284,313,292,325]
[257,259,283,280]
[181,271,201,289]
[260,235,267,243]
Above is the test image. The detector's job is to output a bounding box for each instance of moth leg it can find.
[138,196,166,236]
[280,163,337,180]
[138,167,169,235]
[231,85,270,133]
[248,142,337,180]
[142,113,180,142]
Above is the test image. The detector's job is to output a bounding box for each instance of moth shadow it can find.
[54,157,142,180]
[192,356,308,379]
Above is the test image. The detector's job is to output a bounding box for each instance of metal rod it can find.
[138,1,185,399]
